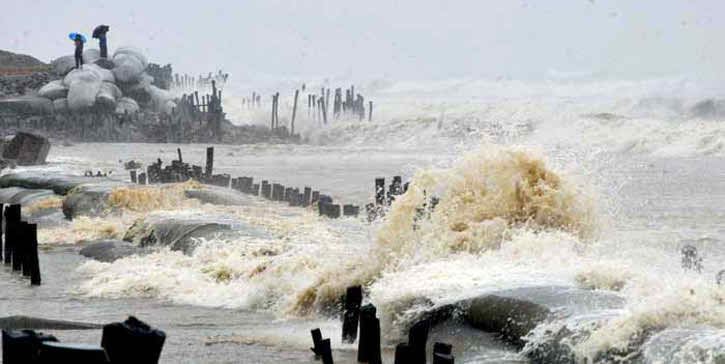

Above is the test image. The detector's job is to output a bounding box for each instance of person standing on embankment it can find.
[93,25,110,58]
[73,34,84,69]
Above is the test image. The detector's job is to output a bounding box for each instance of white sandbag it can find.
[112,46,148,69]
[115,97,140,114]
[85,63,115,83]
[94,58,115,70]
[147,85,175,113]
[67,79,101,111]
[112,54,145,83]
[63,67,102,87]
[83,49,101,64]
[53,98,69,113]
[38,80,68,100]
[123,83,152,105]
[95,83,121,111]
[51,55,76,76]
[137,72,154,86]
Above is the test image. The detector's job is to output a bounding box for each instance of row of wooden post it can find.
[311,285,455,364]
[243,93,262,109]
[173,71,228,91]
[259,84,375,135]
[0,204,41,286]
[129,147,361,218]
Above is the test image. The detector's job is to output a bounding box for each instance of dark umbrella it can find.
[92,25,110,39]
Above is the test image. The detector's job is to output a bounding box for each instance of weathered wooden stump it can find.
[342,286,363,343]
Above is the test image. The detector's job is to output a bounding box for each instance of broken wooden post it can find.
[388,176,402,205]
[129,170,137,184]
[274,92,280,129]
[270,94,276,130]
[369,101,373,121]
[6,205,22,272]
[205,147,214,180]
[3,205,11,265]
[342,285,363,343]
[138,172,147,185]
[310,328,323,359]
[261,181,271,199]
[357,304,382,364]
[23,223,40,285]
[0,203,3,262]
[375,178,385,206]
[409,319,431,364]
[321,96,328,125]
[320,338,333,364]
[0,203,3,263]
[303,187,312,207]
[394,343,411,364]
[291,89,299,136]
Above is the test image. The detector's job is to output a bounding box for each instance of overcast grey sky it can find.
[2,1,723,83]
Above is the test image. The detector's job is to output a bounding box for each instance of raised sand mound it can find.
[0,50,47,71]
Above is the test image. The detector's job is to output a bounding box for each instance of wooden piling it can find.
[138,172,147,185]
[7,205,22,272]
[375,178,385,206]
[369,101,373,121]
[342,285,363,343]
[321,97,328,125]
[274,92,280,129]
[291,89,299,135]
[320,338,333,364]
[27,223,40,286]
[130,170,137,184]
[303,187,312,207]
[409,319,431,364]
[205,147,214,180]
[3,205,11,265]
[310,328,323,358]
[0,203,3,262]
[357,304,381,364]
[394,343,411,364]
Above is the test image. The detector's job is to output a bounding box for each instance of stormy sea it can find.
[2,76,725,363]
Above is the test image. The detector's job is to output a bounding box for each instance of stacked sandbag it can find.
[147,84,176,114]
[51,55,76,77]
[82,49,101,64]
[94,58,115,70]
[31,46,178,115]
[89,63,115,83]
[64,66,103,111]
[96,82,122,112]
[115,97,140,114]
[112,47,147,83]
[119,73,153,106]
[37,80,68,100]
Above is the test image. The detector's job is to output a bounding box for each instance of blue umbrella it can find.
[68,32,86,43]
